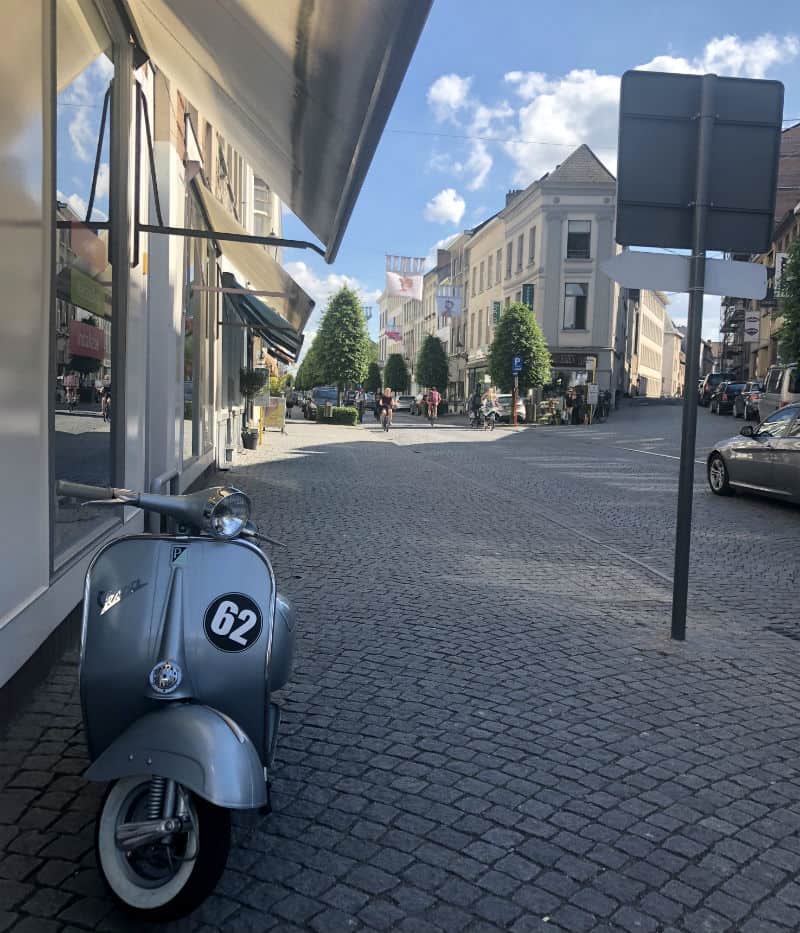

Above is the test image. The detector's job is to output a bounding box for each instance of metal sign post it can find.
[608,69,783,640]
[671,74,715,641]
[511,356,523,426]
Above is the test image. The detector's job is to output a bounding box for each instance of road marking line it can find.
[615,445,706,465]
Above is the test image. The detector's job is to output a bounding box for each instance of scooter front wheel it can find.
[96,775,231,921]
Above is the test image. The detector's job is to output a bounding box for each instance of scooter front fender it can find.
[84,705,267,810]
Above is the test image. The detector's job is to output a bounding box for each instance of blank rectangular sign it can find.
[616,70,784,253]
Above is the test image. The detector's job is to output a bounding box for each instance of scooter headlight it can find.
[209,490,251,539]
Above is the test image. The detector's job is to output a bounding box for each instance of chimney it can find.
[505,189,523,206]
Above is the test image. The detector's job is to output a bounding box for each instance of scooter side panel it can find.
[84,704,267,809]
[82,536,275,763]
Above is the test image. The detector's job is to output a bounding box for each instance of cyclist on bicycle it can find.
[379,388,395,427]
[427,387,441,423]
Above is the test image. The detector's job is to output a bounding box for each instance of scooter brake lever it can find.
[242,528,285,548]
[79,497,135,508]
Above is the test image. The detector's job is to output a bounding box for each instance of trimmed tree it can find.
[777,237,800,364]
[416,335,448,392]
[316,287,370,395]
[488,302,551,393]
[364,361,382,394]
[384,353,409,392]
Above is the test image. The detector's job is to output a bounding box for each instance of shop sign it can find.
[585,355,597,371]
[69,321,104,360]
[492,301,501,324]
[70,268,105,316]
[551,352,588,368]
[587,384,599,405]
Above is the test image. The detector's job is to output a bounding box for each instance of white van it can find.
[760,363,800,419]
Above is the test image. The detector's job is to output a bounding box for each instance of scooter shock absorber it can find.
[146,775,166,819]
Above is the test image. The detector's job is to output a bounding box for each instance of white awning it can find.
[126,0,431,262]
[194,181,314,334]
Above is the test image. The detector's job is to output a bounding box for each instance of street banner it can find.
[744,310,761,342]
[385,316,403,341]
[386,255,424,300]
[436,285,462,317]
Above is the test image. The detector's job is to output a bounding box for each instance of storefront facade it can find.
[0,0,430,688]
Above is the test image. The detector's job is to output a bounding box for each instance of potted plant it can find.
[240,368,268,449]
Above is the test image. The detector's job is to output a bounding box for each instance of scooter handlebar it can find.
[56,481,137,502]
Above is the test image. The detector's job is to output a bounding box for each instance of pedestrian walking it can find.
[373,389,383,422]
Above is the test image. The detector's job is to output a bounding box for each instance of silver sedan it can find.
[707,404,800,503]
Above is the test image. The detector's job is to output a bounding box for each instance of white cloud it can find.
[67,193,88,217]
[284,260,380,332]
[639,33,800,78]
[427,74,472,123]
[95,163,109,199]
[424,188,466,225]
[500,32,799,186]
[69,107,95,163]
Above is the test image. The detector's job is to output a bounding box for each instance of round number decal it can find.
[203,593,262,652]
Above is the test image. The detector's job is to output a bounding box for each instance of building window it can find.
[471,266,476,297]
[496,249,502,284]
[253,177,271,237]
[515,291,521,304]
[487,254,493,286]
[506,242,512,278]
[528,226,536,264]
[479,260,485,292]
[505,296,511,309]
[478,314,483,347]
[54,8,117,561]
[567,220,591,259]
[517,234,524,271]
[564,283,588,329]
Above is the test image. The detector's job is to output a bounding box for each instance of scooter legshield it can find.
[84,704,267,809]
[81,536,275,766]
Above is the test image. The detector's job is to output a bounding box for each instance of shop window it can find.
[567,220,591,259]
[182,191,216,463]
[53,3,116,560]
[564,283,588,330]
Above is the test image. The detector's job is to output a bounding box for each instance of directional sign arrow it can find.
[601,251,767,299]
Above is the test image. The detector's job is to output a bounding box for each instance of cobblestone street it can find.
[3,404,800,933]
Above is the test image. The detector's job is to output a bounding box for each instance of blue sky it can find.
[282,0,800,350]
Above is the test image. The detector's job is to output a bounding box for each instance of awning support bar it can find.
[139,223,326,256]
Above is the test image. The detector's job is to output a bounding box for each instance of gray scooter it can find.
[56,481,295,920]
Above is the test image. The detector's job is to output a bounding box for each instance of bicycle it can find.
[427,404,437,427]
[382,408,391,432]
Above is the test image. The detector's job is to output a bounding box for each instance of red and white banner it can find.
[69,320,105,360]
[386,255,424,301]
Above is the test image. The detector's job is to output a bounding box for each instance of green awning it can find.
[221,272,303,362]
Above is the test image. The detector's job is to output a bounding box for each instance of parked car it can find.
[760,363,800,419]
[395,395,415,412]
[364,392,375,407]
[707,404,800,503]
[303,385,338,418]
[710,381,745,415]
[733,381,764,420]
[496,394,526,423]
[410,395,424,415]
[699,371,734,407]
[342,389,358,407]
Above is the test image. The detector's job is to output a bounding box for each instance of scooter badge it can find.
[148,660,183,695]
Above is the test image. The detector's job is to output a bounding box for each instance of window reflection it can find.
[53,2,115,560]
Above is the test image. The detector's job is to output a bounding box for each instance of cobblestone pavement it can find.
[2,406,800,933]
